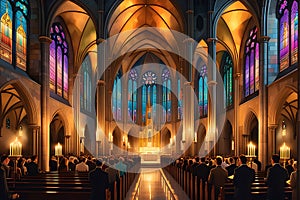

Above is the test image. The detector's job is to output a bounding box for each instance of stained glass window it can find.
[0,0,28,69]
[113,71,122,121]
[128,69,138,123]
[221,52,233,107]
[162,68,171,122]
[142,71,157,123]
[0,1,12,63]
[277,0,298,70]
[198,65,208,117]
[49,22,69,99]
[244,26,259,97]
[177,78,182,119]
[80,56,92,112]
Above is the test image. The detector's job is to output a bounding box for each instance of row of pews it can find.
[164,164,292,200]
[7,171,137,200]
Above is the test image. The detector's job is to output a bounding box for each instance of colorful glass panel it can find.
[198,65,208,117]
[221,52,233,107]
[49,22,69,99]
[280,9,290,70]
[244,26,259,97]
[291,1,298,65]
[0,0,12,63]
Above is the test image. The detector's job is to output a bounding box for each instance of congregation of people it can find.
[169,154,297,200]
[0,153,139,200]
[0,152,298,200]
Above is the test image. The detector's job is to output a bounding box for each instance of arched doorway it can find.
[195,124,206,157]
[0,84,35,156]
[50,114,65,156]
[112,128,122,154]
[218,120,233,156]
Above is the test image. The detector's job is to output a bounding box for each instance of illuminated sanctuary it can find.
[0,0,299,199]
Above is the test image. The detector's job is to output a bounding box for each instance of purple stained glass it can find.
[245,55,250,96]
[291,1,298,65]
[63,55,68,99]
[49,22,69,99]
[49,42,56,91]
[57,47,62,96]
[250,50,255,94]
[255,43,259,91]
[129,69,138,80]
[280,9,290,71]
[142,71,157,85]
[162,68,170,81]
[279,0,288,15]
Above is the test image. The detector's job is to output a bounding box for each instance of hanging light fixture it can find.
[282,120,286,136]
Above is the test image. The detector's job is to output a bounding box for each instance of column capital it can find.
[207,80,217,86]
[98,80,105,86]
[27,124,40,129]
[39,36,52,44]
[208,10,214,15]
[268,124,278,129]
[186,10,194,14]
[259,36,271,42]
[207,38,218,44]
[234,73,241,79]
[96,38,105,45]
[183,38,195,43]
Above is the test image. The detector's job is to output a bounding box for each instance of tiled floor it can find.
[135,168,167,200]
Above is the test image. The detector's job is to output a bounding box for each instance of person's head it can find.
[271,154,280,164]
[229,157,234,164]
[95,159,103,167]
[31,155,38,163]
[239,155,247,165]
[1,154,10,165]
[200,157,206,163]
[292,161,297,170]
[195,157,200,163]
[216,156,222,166]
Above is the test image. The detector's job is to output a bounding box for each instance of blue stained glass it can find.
[142,85,147,123]
[198,64,208,118]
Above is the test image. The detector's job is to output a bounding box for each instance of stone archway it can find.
[50,114,65,156]
[217,120,233,156]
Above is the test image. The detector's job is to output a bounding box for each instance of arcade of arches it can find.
[0,0,299,174]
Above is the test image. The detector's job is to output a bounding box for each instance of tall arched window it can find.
[0,0,28,69]
[128,69,138,123]
[177,78,182,119]
[277,0,298,71]
[162,68,171,122]
[198,65,208,118]
[244,26,259,97]
[221,52,233,107]
[80,56,92,112]
[142,71,157,123]
[113,71,122,121]
[49,22,69,100]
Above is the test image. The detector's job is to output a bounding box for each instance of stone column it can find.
[207,37,217,156]
[268,124,277,162]
[39,36,52,171]
[97,80,106,154]
[234,73,241,156]
[258,35,270,168]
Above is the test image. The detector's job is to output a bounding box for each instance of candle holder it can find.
[246,142,256,168]
[280,142,290,168]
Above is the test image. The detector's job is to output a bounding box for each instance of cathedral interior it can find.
[0,0,299,173]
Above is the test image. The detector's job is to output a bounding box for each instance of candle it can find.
[10,137,22,156]
[55,142,62,156]
[194,132,197,142]
[280,142,290,159]
[247,142,256,157]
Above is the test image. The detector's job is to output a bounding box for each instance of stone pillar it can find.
[39,36,52,171]
[234,73,241,156]
[258,36,270,168]
[268,124,277,163]
[207,37,217,156]
[97,80,106,154]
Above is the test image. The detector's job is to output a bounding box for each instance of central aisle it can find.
[131,168,189,200]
